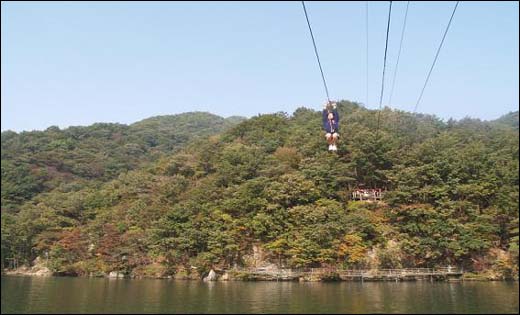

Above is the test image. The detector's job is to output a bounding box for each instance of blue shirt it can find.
[322,109,339,133]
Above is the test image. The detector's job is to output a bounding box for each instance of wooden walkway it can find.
[336,267,463,281]
[233,267,463,281]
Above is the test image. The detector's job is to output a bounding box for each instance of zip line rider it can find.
[322,101,339,151]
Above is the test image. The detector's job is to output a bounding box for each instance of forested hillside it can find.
[1,112,244,211]
[1,102,518,280]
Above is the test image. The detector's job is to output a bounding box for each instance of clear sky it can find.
[1,1,518,132]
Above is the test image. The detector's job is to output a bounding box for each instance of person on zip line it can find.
[322,101,339,151]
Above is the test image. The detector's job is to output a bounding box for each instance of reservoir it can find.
[1,276,518,314]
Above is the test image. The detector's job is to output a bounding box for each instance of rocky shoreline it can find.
[3,267,517,282]
[3,255,516,282]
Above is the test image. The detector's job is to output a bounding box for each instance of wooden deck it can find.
[351,189,385,201]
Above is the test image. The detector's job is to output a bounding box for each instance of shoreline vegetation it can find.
[2,263,517,282]
[2,104,518,285]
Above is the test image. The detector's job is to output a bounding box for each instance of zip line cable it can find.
[413,1,459,113]
[388,1,409,106]
[366,1,369,108]
[375,1,392,138]
[302,1,331,103]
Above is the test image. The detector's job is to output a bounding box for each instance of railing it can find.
[231,267,463,277]
[337,268,463,276]
[351,189,385,200]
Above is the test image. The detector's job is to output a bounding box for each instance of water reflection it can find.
[1,276,518,314]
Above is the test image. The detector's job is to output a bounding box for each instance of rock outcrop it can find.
[108,271,125,278]
[203,269,218,281]
[4,256,52,277]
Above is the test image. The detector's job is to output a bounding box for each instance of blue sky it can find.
[1,1,518,132]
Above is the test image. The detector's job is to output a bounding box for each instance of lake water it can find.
[1,276,518,314]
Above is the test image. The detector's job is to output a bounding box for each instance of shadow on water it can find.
[1,276,518,314]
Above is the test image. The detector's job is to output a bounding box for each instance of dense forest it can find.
[1,102,518,280]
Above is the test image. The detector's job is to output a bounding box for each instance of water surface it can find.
[1,276,518,314]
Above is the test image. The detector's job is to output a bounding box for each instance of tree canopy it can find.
[1,104,518,279]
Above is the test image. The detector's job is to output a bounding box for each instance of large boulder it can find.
[220,272,230,281]
[31,266,52,277]
[30,256,52,276]
[203,269,218,281]
[108,271,125,278]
